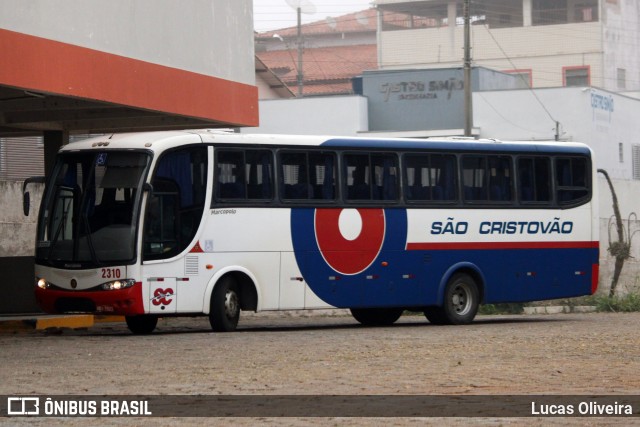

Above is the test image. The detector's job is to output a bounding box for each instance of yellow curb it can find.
[94,315,125,323]
[35,315,94,330]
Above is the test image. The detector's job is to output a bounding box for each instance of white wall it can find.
[602,0,640,92]
[242,96,369,135]
[474,87,640,180]
[379,21,604,88]
[0,181,43,257]
[0,0,255,85]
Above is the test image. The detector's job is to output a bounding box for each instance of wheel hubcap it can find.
[452,283,471,315]
[224,290,239,318]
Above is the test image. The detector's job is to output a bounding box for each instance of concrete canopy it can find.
[0,0,259,136]
[0,85,233,136]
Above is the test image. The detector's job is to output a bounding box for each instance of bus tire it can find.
[423,307,447,325]
[125,315,158,334]
[439,273,479,325]
[350,308,403,326]
[209,276,240,332]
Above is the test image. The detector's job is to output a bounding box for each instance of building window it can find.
[573,2,598,22]
[617,68,626,90]
[619,143,624,163]
[563,66,590,87]
[532,0,567,26]
[633,145,640,180]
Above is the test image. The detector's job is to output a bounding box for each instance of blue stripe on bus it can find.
[290,207,598,308]
[321,138,592,155]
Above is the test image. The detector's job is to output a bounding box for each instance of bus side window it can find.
[372,154,398,201]
[278,150,335,201]
[246,150,273,200]
[217,150,246,199]
[344,153,398,202]
[463,155,512,203]
[345,154,371,200]
[434,155,457,201]
[404,154,456,202]
[556,157,589,204]
[488,156,512,202]
[280,151,310,199]
[518,157,551,203]
[462,156,487,202]
[216,149,273,201]
[310,152,336,200]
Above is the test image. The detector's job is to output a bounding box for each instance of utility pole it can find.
[296,7,304,97]
[463,0,473,137]
[286,0,315,97]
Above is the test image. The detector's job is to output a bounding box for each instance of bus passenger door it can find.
[279,252,305,309]
[147,277,177,314]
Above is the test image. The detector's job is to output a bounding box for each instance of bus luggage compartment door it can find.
[279,252,305,309]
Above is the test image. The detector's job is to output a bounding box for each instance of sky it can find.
[253,0,375,32]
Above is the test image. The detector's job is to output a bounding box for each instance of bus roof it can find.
[59,130,592,156]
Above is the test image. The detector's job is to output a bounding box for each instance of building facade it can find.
[375,0,639,93]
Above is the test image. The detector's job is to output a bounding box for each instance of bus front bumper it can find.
[35,282,144,316]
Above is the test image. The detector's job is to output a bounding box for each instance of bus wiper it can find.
[74,192,102,265]
[47,203,69,260]
[79,206,102,267]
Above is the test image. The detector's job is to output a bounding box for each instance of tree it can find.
[598,169,639,297]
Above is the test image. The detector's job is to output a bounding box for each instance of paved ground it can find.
[1,311,639,426]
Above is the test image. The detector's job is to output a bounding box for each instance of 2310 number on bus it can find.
[101,268,122,279]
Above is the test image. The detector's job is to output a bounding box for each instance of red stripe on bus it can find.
[591,264,599,294]
[406,241,599,251]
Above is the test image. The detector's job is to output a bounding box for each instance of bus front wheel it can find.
[125,315,158,334]
[425,273,479,325]
[350,308,403,326]
[209,276,240,332]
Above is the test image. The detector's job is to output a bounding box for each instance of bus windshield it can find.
[36,151,150,267]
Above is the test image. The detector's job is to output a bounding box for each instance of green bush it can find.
[590,294,640,312]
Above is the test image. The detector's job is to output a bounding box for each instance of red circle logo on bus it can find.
[314,208,385,275]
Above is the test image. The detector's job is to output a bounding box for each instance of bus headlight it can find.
[37,278,49,289]
[101,279,136,291]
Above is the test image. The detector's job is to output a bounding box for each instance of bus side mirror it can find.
[22,176,45,216]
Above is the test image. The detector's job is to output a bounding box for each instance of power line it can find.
[478,21,560,135]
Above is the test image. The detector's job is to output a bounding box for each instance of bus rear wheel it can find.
[425,273,479,325]
[350,308,403,326]
[209,276,240,332]
[125,315,158,334]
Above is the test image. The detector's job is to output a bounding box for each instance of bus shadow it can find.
[235,315,566,334]
[74,314,571,337]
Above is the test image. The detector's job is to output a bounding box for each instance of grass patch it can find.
[586,294,640,312]
[479,303,525,315]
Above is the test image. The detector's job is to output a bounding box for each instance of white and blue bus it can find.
[24,130,599,334]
